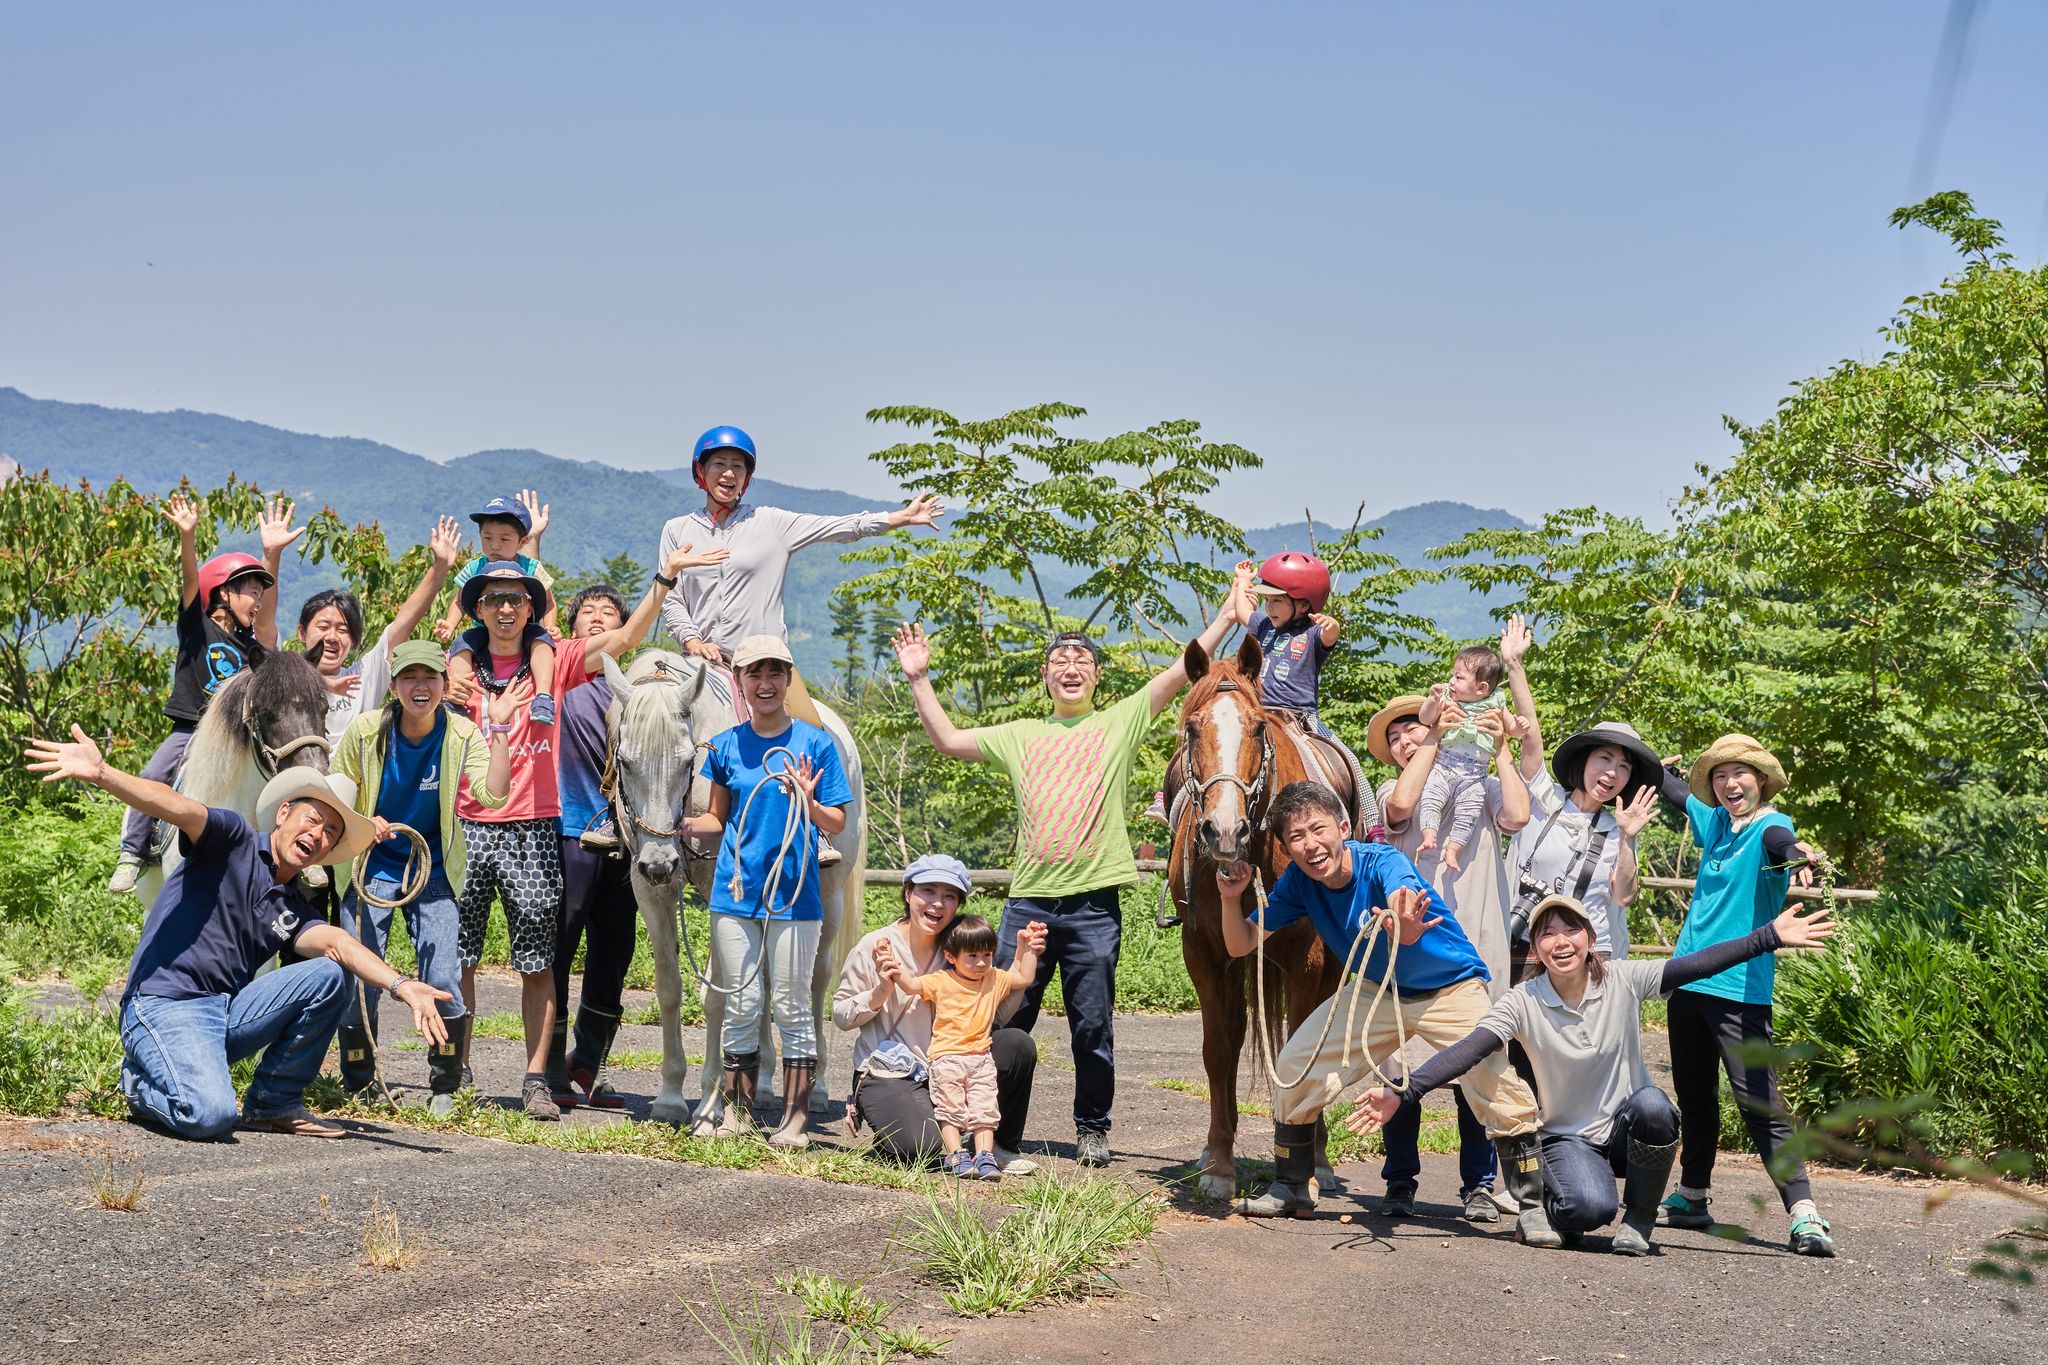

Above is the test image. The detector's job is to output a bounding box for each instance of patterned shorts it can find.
[457,817,563,972]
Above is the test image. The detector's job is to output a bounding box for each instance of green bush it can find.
[0,796,140,993]
[0,987,124,1116]
[1775,853,2048,1166]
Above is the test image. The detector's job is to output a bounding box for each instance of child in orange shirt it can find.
[879,913,1046,1179]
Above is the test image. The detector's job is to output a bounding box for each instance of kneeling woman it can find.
[683,634,852,1148]
[832,855,1040,1172]
[1351,893,1834,1254]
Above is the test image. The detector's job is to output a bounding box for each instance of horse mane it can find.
[180,650,331,803]
[617,649,698,754]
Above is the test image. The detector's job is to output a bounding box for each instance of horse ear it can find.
[1236,633,1264,682]
[1185,638,1210,683]
[679,656,709,703]
[600,650,630,694]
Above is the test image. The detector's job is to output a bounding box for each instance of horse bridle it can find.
[601,659,709,850]
[1182,678,1277,831]
[242,704,331,778]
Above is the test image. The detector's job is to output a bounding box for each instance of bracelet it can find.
[385,973,415,1001]
[488,722,513,736]
[654,571,677,589]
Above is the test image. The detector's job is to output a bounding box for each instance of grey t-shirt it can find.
[1477,958,1667,1144]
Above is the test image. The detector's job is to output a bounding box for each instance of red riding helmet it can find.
[1253,552,1332,612]
[196,552,274,608]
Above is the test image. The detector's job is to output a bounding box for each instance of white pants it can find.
[712,914,822,1061]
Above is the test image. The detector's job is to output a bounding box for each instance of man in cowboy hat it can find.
[27,727,453,1140]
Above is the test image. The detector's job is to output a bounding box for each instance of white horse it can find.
[136,651,335,905]
[598,650,868,1128]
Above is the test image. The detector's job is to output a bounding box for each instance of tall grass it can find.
[0,987,125,1116]
[897,1168,1160,1314]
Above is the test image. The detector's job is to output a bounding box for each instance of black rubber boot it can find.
[544,1017,578,1109]
[1497,1133,1564,1248]
[1612,1135,1680,1256]
[337,1023,377,1096]
[428,1016,468,1115]
[1242,1122,1319,1218]
[769,1059,816,1150]
[717,1053,760,1136]
[569,1004,625,1109]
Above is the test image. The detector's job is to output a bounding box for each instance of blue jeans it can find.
[1541,1085,1681,1232]
[339,873,466,1030]
[119,958,349,1139]
[999,886,1121,1134]
[1380,1082,1497,1196]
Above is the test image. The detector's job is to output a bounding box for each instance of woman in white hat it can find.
[27,727,451,1140]
[1350,891,1836,1256]
[831,854,1041,1172]
[1649,733,1836,1257]
[674,633,854,1149]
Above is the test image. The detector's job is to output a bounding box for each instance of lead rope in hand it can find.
[681,746,814,998]
[1249,866,1413,1097]
[345,823,433,1108]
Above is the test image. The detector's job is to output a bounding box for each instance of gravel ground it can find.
[3,971,2038,1363]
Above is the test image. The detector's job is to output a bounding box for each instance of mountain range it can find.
[0,386,1527,676]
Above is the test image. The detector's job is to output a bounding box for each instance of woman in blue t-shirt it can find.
[679,633,852,1151]
[1651,733,1835,1257]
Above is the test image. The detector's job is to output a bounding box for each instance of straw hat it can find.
[1365,694,1429,766]
[1688,734,1786,805]
[258,769,378,867]
[1552,721,1662,805]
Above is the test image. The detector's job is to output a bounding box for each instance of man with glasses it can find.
[891,605,1238,1165]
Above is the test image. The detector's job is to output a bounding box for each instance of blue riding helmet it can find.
[693,425,758,475]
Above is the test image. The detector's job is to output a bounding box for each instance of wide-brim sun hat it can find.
[1552,721,1662,805]
[732,634,796,671]
[458,562,549,619]
[258,769,378,867]
[902,853,973,895]
[1689,733,1787,805]
[1365,694,1428,766]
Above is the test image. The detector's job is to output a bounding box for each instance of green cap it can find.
[389,639,449,676]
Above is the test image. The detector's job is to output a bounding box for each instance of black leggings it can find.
[855,1028,1037,1162]
[1667,987,1811,1209]
[553,839,637,1018]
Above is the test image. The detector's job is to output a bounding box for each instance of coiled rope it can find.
[678,746,816,998]
[344,822,434,1106]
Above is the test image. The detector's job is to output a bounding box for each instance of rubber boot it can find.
[544,1017,579,1110]
[768,1059,816,1150]
[337,1023,377,1097]
[568,1004,626,1109]
[1242,1122,1319,1218]
[1612,1135,1680,1256]
[716,1053,760,1137]
[428,1016,469,1116]
[1497,1133,1564,1248]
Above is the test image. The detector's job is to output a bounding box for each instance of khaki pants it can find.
[1272,975,1538,1135]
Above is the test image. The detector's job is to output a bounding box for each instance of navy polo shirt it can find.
[1254,840,1489,995]
[123,808,323,1003]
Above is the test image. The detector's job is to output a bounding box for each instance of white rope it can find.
[1248,866,1414,1098]
[687,745,815,999]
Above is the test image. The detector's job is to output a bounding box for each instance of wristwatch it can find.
[386,974,416,1001]
[654,571,677,589]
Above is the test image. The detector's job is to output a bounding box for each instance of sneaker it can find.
[993,1146,1038,1176]
[1658,1191,1714,1229]
[107,854,143,895]
[818,835,843,868]
[945,1150,976,1178]
[522,1076,562,1121]
[1788,1213,1837,1258]
[1143,791,1169,825]
[1462,1187,1501,1223]
[1379,1182,1418,1218]
[1075,1128,1112,1168]
[578,825,622,855]
[972,1152,1003,1181]
[529,693,556,725]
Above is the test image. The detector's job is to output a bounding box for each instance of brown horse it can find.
[1169,635,1345,1199]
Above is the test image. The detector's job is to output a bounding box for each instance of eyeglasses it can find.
[1045,649,1098,668]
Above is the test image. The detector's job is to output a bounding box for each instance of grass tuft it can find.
[81,1144,145,1211]
[778,1270,889,1329]
[363,1196,424,1269]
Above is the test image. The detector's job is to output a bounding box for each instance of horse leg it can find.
[1186,922,1247,1200]
[635,877,692,1126]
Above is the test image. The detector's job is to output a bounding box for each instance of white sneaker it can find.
[993,1146,1038,1176]
[818,836,843,867]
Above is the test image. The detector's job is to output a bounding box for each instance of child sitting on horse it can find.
[876,913,1047,1179]
[438,491,561,724]
[1237,552,1341,738]
[109,493,300,894]
[1413,643,1511,874]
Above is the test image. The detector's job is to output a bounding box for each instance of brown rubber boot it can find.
[768,1060,816,1151]
[715,1053,760,1137]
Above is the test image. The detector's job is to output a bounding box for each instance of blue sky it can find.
[2,2,2041,527]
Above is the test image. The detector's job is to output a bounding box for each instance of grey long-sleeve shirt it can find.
[657,503,894,659]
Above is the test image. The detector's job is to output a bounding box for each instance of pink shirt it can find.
[457,637,592,822]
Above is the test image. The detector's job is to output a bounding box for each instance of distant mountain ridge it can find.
[0,386,1527,672]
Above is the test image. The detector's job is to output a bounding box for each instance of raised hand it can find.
[160,493,202,538]
[431,618,456,644]
[1500,614,1533,669]
[444,674,479,709]
[783,753,823,804]
[666,542,731,575]
[892,493,947,529]
[322,672,363,699]
[1377,885,1443,946]
[487,677,535,726]
[892,623,932,681]
[258,497,305,556]
[429,515,463,569]
[24,724,106,785]
[1612,785,1660,838]
[1344,1087,1402,1136]
[1770,901,1836,949]
[517,489,550,540]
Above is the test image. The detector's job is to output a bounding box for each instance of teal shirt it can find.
[1670,796,1793,1004]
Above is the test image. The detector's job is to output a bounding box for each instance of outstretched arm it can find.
[1346,1027,1506,1135]
[892,624,985,762]
[583,541,731,665]
[292,923,453,1045]
[25,726,208,843]
[255,497,304,650]
[1005,920,1049,989]
[1499,615,1543,779]
[1146,607,1236,717]
[387,516,464,646]
[1215,861,1270,958]
[162,494,204,609]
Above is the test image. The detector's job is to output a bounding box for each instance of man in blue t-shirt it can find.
[1216,780,1541,1221]
[27,727,454,1140]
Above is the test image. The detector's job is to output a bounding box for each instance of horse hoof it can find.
[1199,1172,1235,1200]
[650,1101,690,1127]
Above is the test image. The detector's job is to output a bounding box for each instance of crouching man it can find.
[1218,781,1546,1233]
[27,726,452,1139]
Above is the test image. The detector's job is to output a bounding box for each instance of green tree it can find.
[553,551,649,611]
[828,590,865,691]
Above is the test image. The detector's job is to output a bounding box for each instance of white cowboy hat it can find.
[257,768,379,867]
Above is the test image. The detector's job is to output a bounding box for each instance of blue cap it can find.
[470,496,532,533]
[902,853,972,894]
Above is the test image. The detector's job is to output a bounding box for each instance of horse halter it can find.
[1184,679,1276,832]
[602,660,708,848]
[242,704,331,778]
